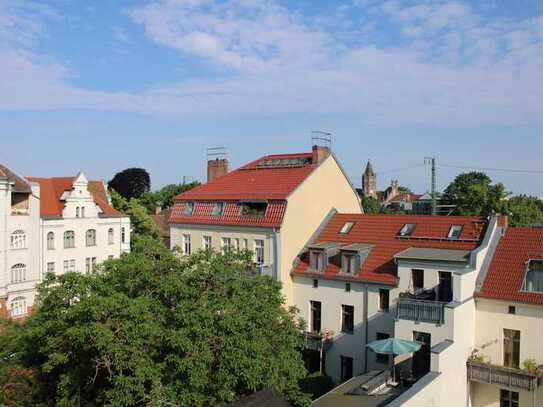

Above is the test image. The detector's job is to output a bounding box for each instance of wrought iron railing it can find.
[396,298,445,325]
[467,360,540,392]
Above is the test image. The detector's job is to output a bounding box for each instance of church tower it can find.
[362,161,377,199]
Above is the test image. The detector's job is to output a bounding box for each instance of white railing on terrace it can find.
[467,361,540,392]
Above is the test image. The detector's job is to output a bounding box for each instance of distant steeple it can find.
[362,160,377,198]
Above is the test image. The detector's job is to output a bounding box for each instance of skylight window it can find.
[523,260,543,293]
[183,202,194,216]
[399,223,416,237]
[340,222,355,234]
[211,202,225,216]
[448,225,463,239]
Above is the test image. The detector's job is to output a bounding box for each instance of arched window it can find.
[47,231,55,250]
[10,296,26,318]
[121,227,126,243]
[108,228,114,245]
[64,231,75,248]
[11,264,26,283]
[86,229,96,246]
[10,230,26,249]
[81,207,85,218]
[76,207,80,218]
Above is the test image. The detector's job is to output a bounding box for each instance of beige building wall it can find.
[170,224,275,269]
[281,154,362,304]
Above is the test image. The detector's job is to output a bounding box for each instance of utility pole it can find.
[425,157,437,216]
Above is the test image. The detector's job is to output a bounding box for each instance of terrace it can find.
[467,360,542,393]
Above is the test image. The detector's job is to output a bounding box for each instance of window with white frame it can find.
[10,297,26,317]
[86,257,97,273]
[108,228,114,245]
[121,227,126,243]
[339,222,355,234]
[254,239,264,265]
[221,237,231,254]
[86,229,97,247]
[243,239,248,249]
[81,207,85,218]
[309,250,325,272]
[11,264,26,283]
[183,202,195,216]
[212,202,225,216]
[47,231,55,250]
[523,259,543,293]
[399,223,416,237]
[183,234,191,255]
[64,231,75,248]
[64,259,76,273]
[341,252,359,274]
[203,235,212,250]
[10,230,26,249]
[234,238,240,250]
[76,207,80,218]
[47,262,55,274]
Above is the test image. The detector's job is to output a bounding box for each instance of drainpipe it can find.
[271,228,280,281]
[363,283,369,373]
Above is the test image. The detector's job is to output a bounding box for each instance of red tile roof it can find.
[477,227,543,305]
[175,152,316,201]
[25,176,120,218]
[170,201,287,228]
[388,192,421,203]
[293,214,488,285]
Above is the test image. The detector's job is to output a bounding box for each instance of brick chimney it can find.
[207,158,229,182]
[312,145,330,164]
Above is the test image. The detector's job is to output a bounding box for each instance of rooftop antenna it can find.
[206,146,228,161]
[311,130,332,149]
[424,157,437,216]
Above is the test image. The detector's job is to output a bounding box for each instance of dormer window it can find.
[448,225,463,239]
[240,201,268,217]
[212,202,225,216]
[523,260,543,293]
[340,222,355,234]
[341,252,360,274]
[399,223,416,237]
[183,202,195,216]
[309,250,325,272]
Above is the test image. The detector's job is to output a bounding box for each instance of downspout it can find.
[363,282,370,373]
[272,228,280,280]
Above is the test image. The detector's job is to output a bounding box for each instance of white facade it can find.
[40,173,130,277]
[1,169,130,319]
[0,176,40,318]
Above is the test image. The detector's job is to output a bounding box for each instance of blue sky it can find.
[1,0,542,195]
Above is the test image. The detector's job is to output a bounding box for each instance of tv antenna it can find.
[311,130,332,149]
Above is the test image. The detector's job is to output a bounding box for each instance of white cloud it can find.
[0,0,541,125]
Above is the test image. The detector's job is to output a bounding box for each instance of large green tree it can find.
[2,244,310,406]
[507,195,543,227]
[139,182,200,214]
[361,196,381,214]
[442,172,508,216]
[108,168,151,200]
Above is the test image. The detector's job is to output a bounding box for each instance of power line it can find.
[378,164,425,175]
[439,164,543,175]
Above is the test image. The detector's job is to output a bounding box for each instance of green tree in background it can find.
[108,168,151,200]
[507,195,543,227]
[139,182,200,214]
[442,172,508,216]
[361,196,381,214]
[2,245,310,407]
[110,189,160,243]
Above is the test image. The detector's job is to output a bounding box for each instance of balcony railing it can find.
[256,264,274,278]
[467,361,541,392]
[396,297,445,325]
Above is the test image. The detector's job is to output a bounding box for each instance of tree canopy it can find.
[1,244,310,407]
[139,182,200,214]
[442,172,508,216]
[507,195,543,227]
[361,196,381,214]
[108,168,151,200]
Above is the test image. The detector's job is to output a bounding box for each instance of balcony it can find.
[467,360,541,392]
[256,264,274,278]
[396,295,445,325]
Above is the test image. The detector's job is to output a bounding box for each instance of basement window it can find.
[448,225,463,239]
[399,223,416,237]
[339,222,355,234]
[522,260,543,293]
[240,201,268,217]
[211,202,225,216]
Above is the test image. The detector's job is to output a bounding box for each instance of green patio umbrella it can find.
[366,338,422,384]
